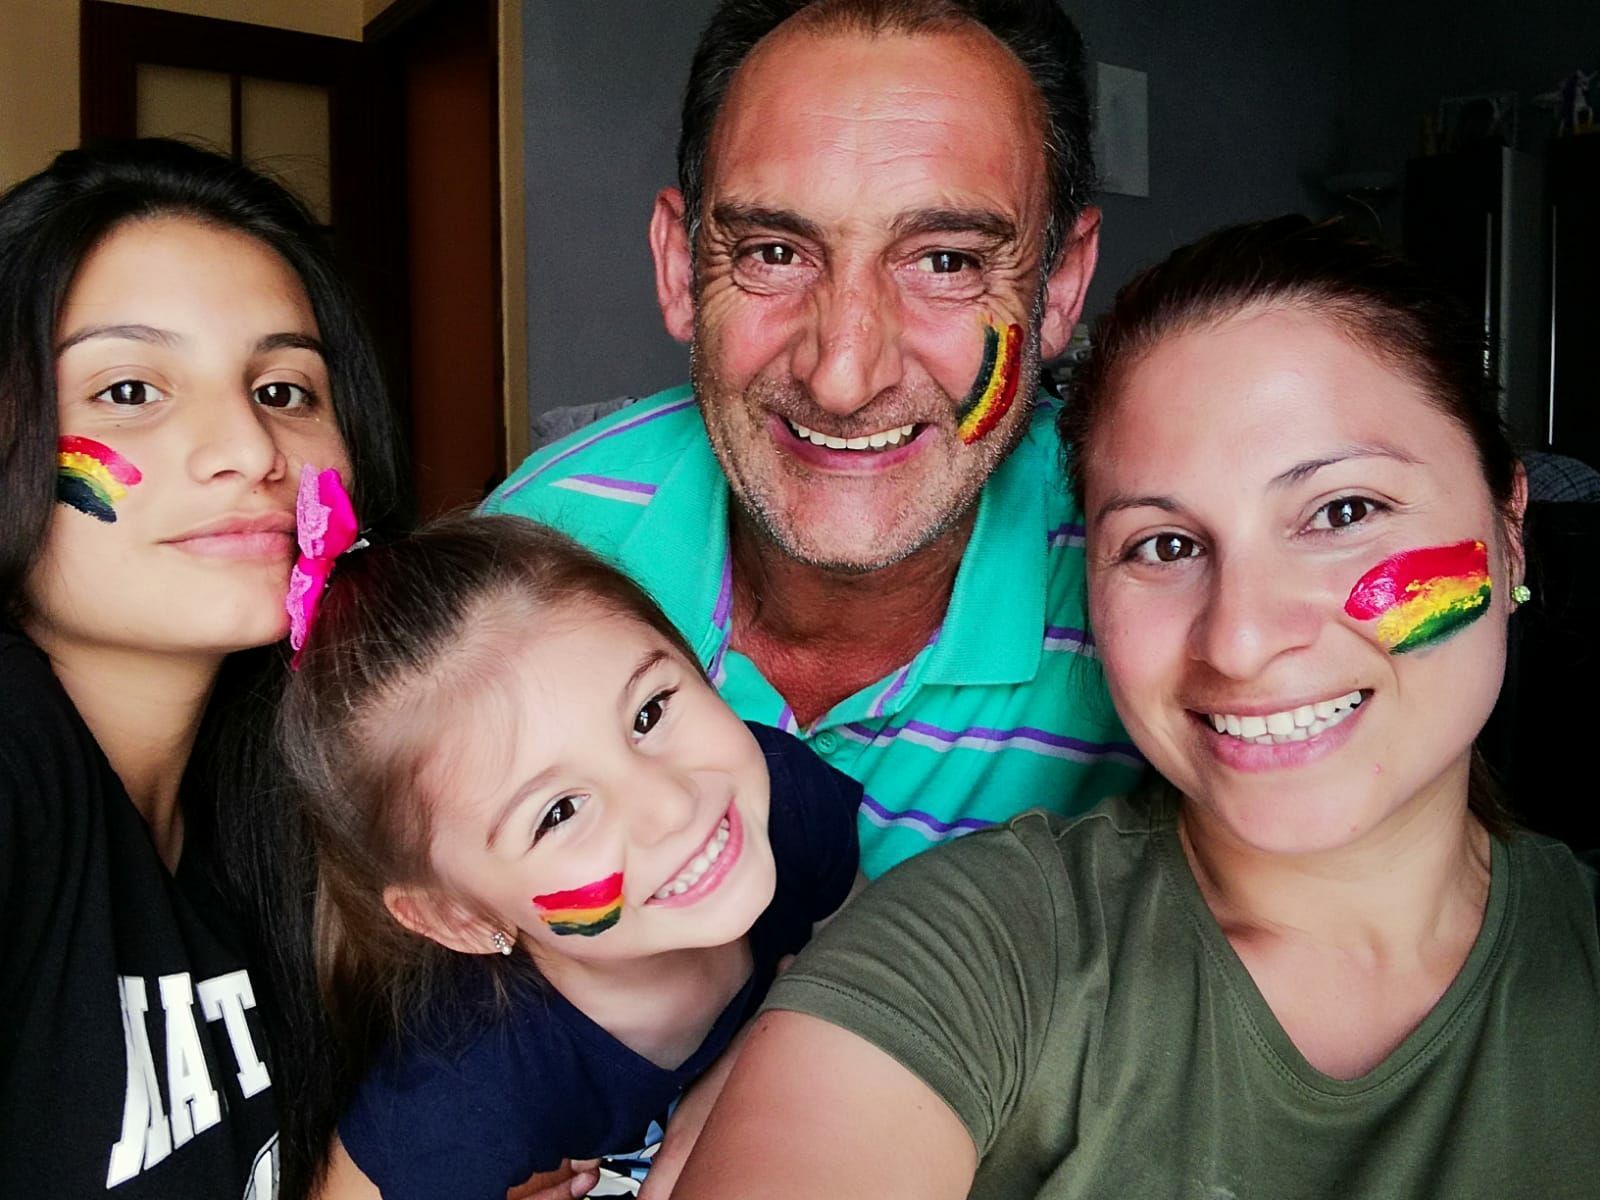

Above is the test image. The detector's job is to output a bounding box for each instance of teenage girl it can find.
[278,513,862,1199]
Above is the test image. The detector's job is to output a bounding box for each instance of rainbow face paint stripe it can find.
[1343,539,1492,654]
[56,436,142,524]
[955,319,1022,445]
[532,872,623,937]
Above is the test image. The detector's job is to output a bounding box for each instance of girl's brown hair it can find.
[277,514,702,1055]
[1060,215,1521,834]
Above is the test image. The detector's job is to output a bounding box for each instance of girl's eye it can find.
[633,688,675,736]
[916,250,976,274]
[255,381,314,410]
[92,380,165,407]
[1130,533,1202,564]
[534,794,585,843]
[1311,496,1383,530]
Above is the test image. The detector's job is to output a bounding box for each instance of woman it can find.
[672,218,1600,1198]
[0,140,405,1198]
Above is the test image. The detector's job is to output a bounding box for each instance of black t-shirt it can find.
[0,630,279,1197]
[340,722,862,1200]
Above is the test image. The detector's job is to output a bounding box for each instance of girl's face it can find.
[1085,306,1521,856]
[26,216,351,658]
[416,608,776,968]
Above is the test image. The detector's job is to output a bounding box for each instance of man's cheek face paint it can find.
[532,872,623,937]
[955,319,1022,445]
[1344,539,1492,654]
[56,436,143,524]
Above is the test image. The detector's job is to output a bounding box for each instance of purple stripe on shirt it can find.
[1046,521,1086,546]
[711,552,733,629]
[565,474,657,496]
[1044,624,1094,649]
[497,397,697,499]
[858,793,992,840]
[839,718,1140,762]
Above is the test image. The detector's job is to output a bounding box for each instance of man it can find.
[486,0,1141,879]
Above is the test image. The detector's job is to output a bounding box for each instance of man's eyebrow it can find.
[890,207,1017,245]
[56,323,182,354]
[1268,442,1421,488]
[709,202,825,243]
[257,331,326,357]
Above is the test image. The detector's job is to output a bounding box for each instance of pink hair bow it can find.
[285,465,363,668]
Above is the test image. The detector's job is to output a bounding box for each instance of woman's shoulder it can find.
[0,627,105,811]
[1505,827,1600,923]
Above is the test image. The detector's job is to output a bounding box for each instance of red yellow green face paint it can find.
[955,318,1022,445]
[1344,539,1492,654]
[56,436,143,524]
[532,872,624,937]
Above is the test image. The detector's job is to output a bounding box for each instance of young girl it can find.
[278,511,862,1199]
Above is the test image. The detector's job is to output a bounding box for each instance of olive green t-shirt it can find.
[766,792,1600,1199]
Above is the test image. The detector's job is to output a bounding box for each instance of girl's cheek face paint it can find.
[532,872,624,937]
[56,436,143,524]
[1343,539,1492,654]
[955,318,1023,445]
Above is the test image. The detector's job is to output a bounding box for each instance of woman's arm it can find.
[671,1010,976,1200]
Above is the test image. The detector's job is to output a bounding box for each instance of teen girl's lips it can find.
[647,803,744,908]
[769,413,933,472]
[1192,688,1372,773]
[163,512,296,560]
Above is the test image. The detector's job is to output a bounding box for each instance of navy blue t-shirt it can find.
[340,723,861,1199]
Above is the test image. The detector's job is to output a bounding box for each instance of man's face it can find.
[653,25,1097,572]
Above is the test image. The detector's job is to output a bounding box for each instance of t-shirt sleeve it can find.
[762,818,1060,1156]
[753,724,861,925]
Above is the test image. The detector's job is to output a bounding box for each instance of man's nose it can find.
[791,265,904,418]
[1190,549,1322,681]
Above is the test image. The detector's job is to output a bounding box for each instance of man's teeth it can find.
[789,420,916,451]
[653,818,732,899]
[1206,690,1366,745]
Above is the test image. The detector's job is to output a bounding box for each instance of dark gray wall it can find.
[520,0,1352,423]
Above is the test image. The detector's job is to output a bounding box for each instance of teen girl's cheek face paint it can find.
[55,436,143,524]
[532,872,624,937]
[955,317,1023,445]
[1343,539,1492,654]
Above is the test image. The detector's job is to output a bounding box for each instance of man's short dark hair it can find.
[677,0,1096,268]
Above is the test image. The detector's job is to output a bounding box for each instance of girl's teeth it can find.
[652,817,733,900]
[1206,690,1365,746]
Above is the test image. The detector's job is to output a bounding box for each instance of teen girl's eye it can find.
[1308,495,1387,531]
[1127,532,1203,565]
[534,794,586,844]
[92,379,166,407]
[254,381,315,410]
[633,688,677,737]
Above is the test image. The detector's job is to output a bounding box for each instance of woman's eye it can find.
[255,381,314,410]
[633,689,675,736]
[1311,496,1381,530]
[534,795,585,843]
[916,250,975,274]
[92,380,165,407]
[1130,533,1202,564]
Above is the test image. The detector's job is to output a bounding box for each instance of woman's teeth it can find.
[1206,690,1366,745]
[787,419,916,451]
[652,817,732,899]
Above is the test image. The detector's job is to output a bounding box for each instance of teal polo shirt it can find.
[484,385,1143,878]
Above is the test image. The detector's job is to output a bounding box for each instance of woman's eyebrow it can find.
[257,331,326,356]
[1268,442,1421,489]
[56,323,181,354]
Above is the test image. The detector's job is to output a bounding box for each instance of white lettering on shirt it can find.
[105,976,173,1187]
[197,970,270,1098]
[160,972,222,1147]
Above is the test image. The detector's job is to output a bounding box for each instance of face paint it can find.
[532,872,624,937]
[955,318,1022,445]
[55,436,143,524]
[1344,539,1492,654]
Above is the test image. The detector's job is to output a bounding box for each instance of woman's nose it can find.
[184,390,287,486]
[1190,549,1322,681]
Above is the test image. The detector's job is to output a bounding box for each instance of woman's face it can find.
[1085,306,1521,855]
[27,216,352,659]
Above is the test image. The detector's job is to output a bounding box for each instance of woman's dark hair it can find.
[0,139,411,1197]
[678,0,1095,267]
[1060,215,1521,833]
[277,514,702,1061]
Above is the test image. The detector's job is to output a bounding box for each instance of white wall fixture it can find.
[1094,62,1149,198]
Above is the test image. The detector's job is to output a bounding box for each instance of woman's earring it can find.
[1511,584,1532,607]
[489,930,513,956]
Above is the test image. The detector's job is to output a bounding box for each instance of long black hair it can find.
[0,138,411,1197]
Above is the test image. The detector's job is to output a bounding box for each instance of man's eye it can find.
[534,795,585,843]
[754,244,797,267]
[633,689,675,736]
[92,380,165,406]
[917,250,975,274]
[1313,496,1380,530]
[1130,533,1202,564]
[255,382,314,410]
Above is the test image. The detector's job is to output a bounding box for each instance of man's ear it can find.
[1039,206,1102,360]
[383,884,501,956]
[650,187,696,345]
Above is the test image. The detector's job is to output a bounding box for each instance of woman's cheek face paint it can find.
[56,436,143,524]
[1343,539,1492,654]
[532,872,624,937]
[955,318,1023,445]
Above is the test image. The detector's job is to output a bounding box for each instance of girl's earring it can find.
[489,930,514,956]
[1512,584,1532,607]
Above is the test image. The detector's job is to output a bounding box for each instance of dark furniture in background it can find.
[1548,136,1600,470]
